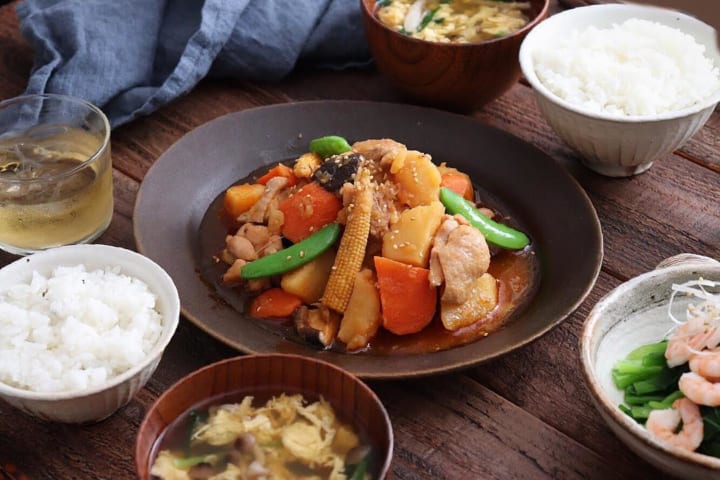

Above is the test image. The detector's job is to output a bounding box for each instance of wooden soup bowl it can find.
[360,0,550,112]
[135,354,394,479]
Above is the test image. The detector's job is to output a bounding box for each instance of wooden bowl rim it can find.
[135,353,394,478]
[360,0,550,47]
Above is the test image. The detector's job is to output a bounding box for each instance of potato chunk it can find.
[393,150,441,207]
[337,269,381,351]
[382,201,444,268]
[281,248,336,303]
[441,273,498,331]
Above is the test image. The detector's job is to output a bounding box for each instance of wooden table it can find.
[1,2,718,479]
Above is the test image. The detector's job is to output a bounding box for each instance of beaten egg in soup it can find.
[376,0,531,43]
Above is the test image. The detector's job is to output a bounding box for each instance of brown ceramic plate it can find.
[134,100,602,379]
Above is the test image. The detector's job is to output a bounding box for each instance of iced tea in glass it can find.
[0,94,113,255]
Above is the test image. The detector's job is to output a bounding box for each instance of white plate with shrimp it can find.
[581,253,720,480]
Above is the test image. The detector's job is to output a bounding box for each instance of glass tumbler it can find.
[0,94,113,255]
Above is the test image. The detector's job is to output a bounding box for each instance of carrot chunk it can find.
[440,172,474,201]
[257,163,297,187]
[279,182,342,243]
[249,288,303,318]
[374,256,437,335]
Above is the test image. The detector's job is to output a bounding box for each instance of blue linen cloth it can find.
[16,0,371,127]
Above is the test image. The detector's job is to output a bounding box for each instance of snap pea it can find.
[439,187,530,250]
[309,135,352,159]
[241,223,341,280]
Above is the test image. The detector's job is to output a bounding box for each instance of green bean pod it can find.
[439,187,530,250]
[309,135,352,159]
[241,223,341,280]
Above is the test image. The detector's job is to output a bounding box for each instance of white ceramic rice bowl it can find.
[581,254,720,479]
[519,4,720,177]
[0,244,180,423]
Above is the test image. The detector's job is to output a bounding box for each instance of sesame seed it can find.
[286,255,292,260]
[299,251,305,258]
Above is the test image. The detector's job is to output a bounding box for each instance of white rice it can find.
[0,265,163,393]
[533,18,720,116]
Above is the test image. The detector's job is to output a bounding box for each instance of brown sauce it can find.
[196,161,539,355]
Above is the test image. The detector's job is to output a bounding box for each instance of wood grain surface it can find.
[0,1,718,479]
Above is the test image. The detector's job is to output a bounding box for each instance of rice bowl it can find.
[0,244,180,423]
[519,4,720,177]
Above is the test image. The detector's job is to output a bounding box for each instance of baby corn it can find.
[322,168,373,313]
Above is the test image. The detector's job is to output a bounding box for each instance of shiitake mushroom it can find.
[313,152,362,193]
[294,306,339,348]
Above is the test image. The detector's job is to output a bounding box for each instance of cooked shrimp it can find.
[665,314,719,367]
[665,279,720,367]
[645,398,704,452]
[679,372,720,407]
[689,349,720,380]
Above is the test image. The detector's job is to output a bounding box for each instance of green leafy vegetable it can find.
[613,341,686,422]
[646,391,684,410]
[612,341,689,423]
[185,409,206,455]
[376,0,392,7]
[624,393,667,406]
[627,341,667,360]
[631,366,686,394]
[700,407,720,456]
[349,457,368,480]
[418,7,440,32]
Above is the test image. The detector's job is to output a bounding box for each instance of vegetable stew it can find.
[198,136,538,354]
